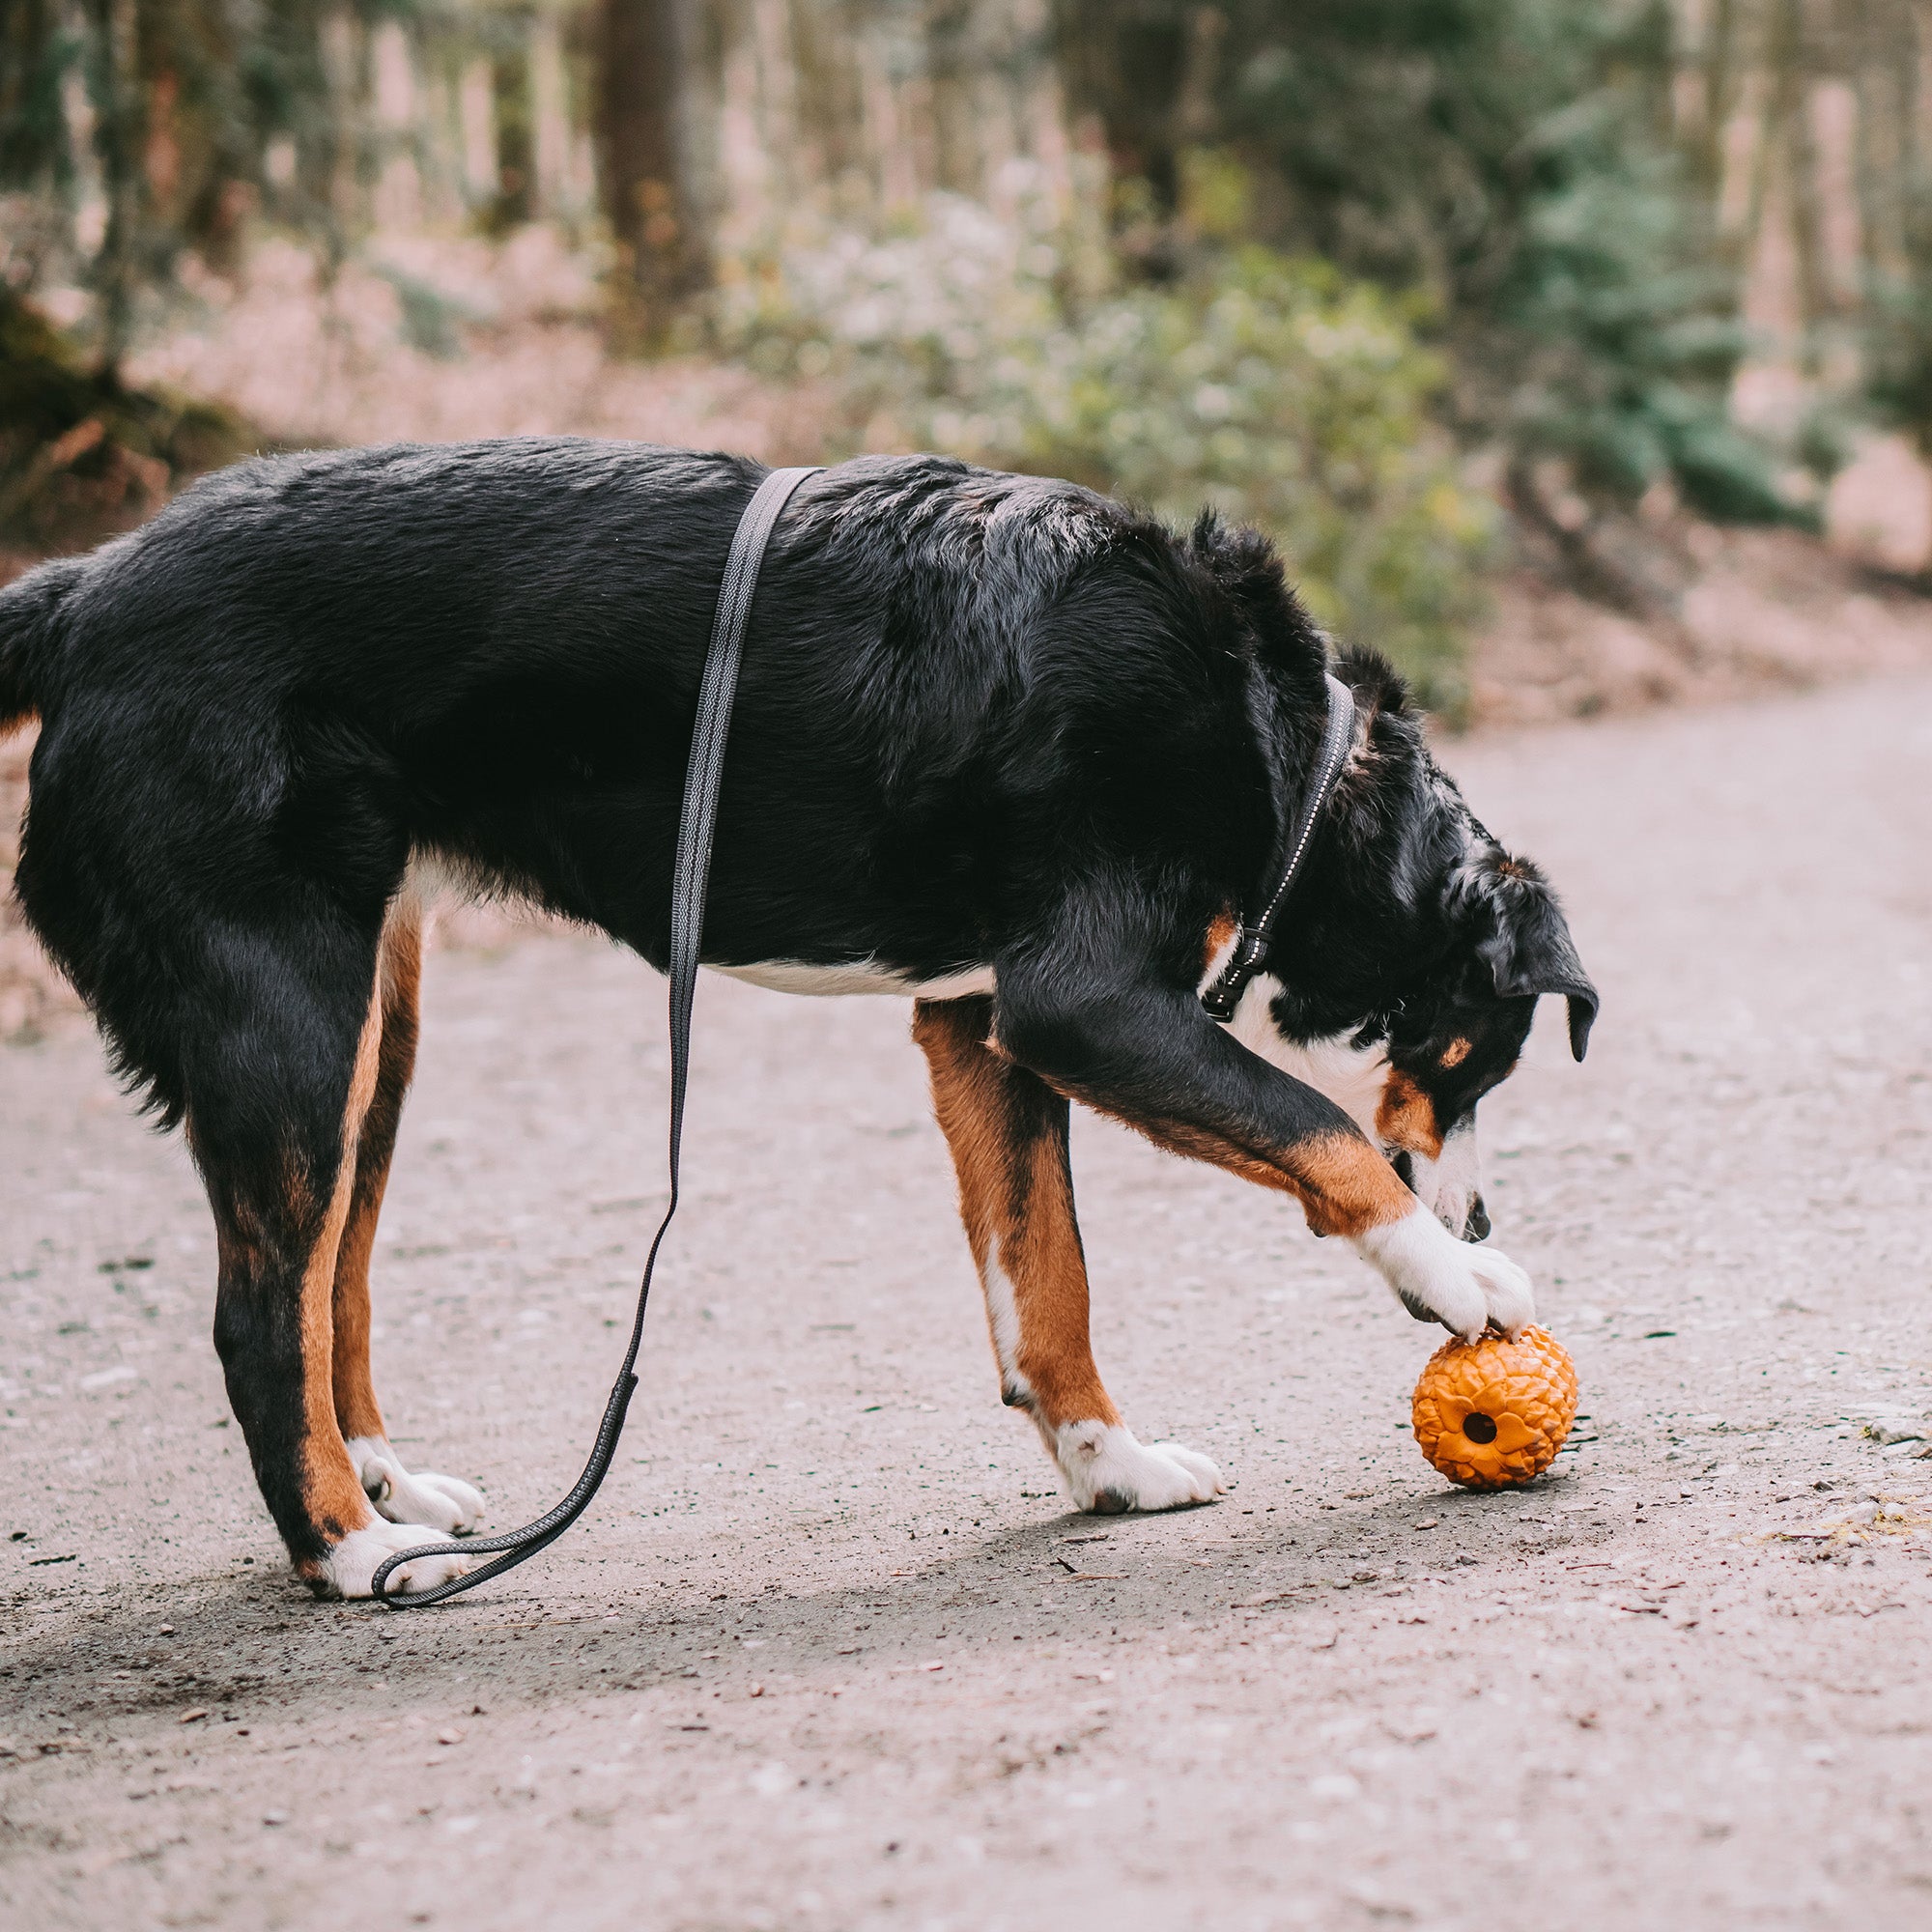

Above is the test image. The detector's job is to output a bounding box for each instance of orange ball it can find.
[1411,1325,1578,1490]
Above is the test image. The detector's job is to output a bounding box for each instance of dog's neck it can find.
[1247,722,1476,1045]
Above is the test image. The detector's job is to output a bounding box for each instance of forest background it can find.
[6,1,1932,698]
[4,0,1932,727]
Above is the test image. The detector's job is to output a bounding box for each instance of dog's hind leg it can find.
[913,995,1223,1515]
[331,897,486,1539]
[190,919,474,1600]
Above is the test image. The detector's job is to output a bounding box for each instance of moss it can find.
[0,288,255,547]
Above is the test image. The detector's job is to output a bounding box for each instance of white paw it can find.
[346,1435,485,1536]
[1355,1202,1535,1341]
[319,1520,475,1600]
[1051,1421,1224,1514]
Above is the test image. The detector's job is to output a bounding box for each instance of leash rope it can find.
[371,463,825,1607]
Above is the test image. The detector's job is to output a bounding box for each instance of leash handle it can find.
[372,463,824,1607]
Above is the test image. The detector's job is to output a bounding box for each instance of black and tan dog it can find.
[0,442,1596,1599]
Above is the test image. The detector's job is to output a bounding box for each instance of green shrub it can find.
[721,195,1492,712]
[1013,250,1492,709]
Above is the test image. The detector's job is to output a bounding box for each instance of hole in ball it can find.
[1462,1412,1499,1445]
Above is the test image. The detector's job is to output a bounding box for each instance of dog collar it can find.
[1200,671,1357,1025]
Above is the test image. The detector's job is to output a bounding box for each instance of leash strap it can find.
[372,463,825,1606]
[1199,671,1356,1025]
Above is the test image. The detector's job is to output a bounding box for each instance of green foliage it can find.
[1484,91,1798,526]
[1208,0,1804,525]
[722,198,1491,710]
[1018,251,1491,705]
[370,261,482,358]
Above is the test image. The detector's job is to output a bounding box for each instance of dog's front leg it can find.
[913,995,1223,1514]
[994,941,1535,1343]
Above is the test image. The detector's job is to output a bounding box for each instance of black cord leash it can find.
[371,464,824,1607]
[1199,671,1356,1025]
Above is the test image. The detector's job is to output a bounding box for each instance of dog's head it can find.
[1226,649,1597,1241]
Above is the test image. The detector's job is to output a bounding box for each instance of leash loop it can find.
[370,463,824,1607]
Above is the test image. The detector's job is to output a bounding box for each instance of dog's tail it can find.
[0,555,87,738]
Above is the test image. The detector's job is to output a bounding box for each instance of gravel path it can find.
[3,673,1929,1931]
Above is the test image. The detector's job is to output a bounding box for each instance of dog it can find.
[0,441,1597,1599]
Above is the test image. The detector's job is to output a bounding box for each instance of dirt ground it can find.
[2,671,1930,1931]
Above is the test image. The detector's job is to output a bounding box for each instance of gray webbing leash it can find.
[372,463,824,1606]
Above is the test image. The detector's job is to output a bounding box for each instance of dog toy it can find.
[1411,1325,1577,1489]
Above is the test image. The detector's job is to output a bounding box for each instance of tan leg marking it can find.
[330,898,422,1442]
[296,957,389,1548]
[1041,1075,1417,1243]
[913,997,1119,1435]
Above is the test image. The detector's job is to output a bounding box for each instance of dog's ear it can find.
[1469,856,1600,1061]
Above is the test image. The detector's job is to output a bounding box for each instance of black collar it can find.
[1200,671,1356,1024]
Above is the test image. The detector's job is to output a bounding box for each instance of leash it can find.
[372,463,824,1607]
[1199,671,1356,1024]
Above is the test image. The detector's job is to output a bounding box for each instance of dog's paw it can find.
[1355,1203,1535,1341]
[314,1520,475,1601]
[1051,1422,1224,1513]
[346,1436,485,1536]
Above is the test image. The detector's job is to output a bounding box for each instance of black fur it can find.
[0,554,85,737]
[0,439,1596,1570]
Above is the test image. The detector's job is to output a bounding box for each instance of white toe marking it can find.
[321,1520,474,1600]
[1050,1421,1224,1513]
[345,1436,485,1536]
[1354,1202,1535,1341]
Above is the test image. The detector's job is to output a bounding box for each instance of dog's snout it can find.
[1462,1191,1491,1243]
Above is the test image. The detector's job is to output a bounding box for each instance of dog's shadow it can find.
[4,1480,1603,1742]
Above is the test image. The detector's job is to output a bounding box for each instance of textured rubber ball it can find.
[1411,1325,1578,1490]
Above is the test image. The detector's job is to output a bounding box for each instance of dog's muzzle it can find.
[1390,1148,1491,1244]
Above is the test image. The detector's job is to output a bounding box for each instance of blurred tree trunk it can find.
[84,0,142,380]
[597,0,707,337]
[492,8,535,228]
[1056,0,1188,212]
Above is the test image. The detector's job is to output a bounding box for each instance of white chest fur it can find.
[708,958,997,1000]
[1223,973,1391,1140]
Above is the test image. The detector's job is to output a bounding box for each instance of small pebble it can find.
[263,1809,288,1827]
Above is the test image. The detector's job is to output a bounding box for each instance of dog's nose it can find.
[1462,1192,1491,1243]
